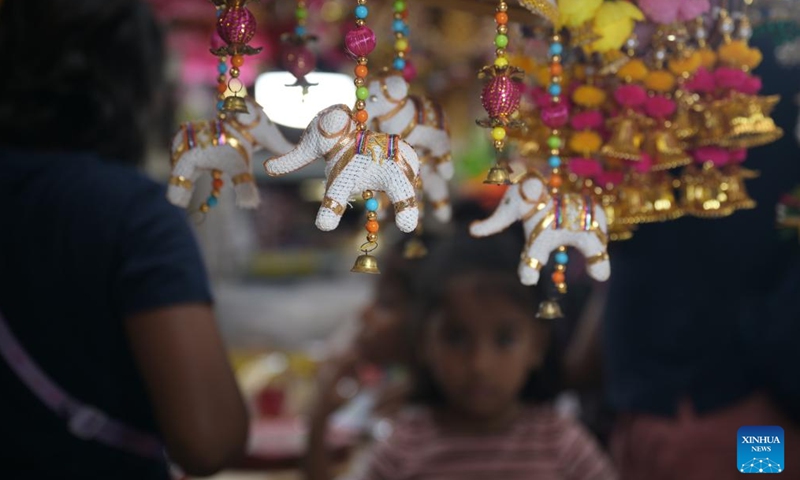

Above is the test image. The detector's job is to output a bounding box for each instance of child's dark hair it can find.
[407,223,562,405]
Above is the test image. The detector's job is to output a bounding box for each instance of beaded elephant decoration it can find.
[366,72,453,222]
[168,97,294,209]
[264,104,420,233]
[470,172,610,286]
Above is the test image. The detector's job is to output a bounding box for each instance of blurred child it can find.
[349,227,617,480]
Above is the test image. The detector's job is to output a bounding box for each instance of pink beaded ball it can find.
[282,44,316,80]
[481,75,521,118]
[218,6,257,46]
[345,26,376,58]
[541,103,569,129]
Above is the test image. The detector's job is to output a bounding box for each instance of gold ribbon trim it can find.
[394,196,417,214]
[586,252,609,266]
[522,256,543,271]
[231,172,254,185]
[322,197,346,216]
[168,176,193,190]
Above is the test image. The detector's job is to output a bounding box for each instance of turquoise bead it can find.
[393,19,405,32]
[217,62,227,74]
[207,196,219,207]
[365,198,379,211]
[548,156,561,168]
[550,42,563,56]
[393,58,406,70]
[217,100,225,110]
[549,84,562,96]
[295,26,306,37]
[555,251,568,265]
[355,5,368,19]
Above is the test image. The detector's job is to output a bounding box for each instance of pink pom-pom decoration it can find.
[685,68,715,94]
[730,149,748,164]
[570,158,603,178]
[693,147,730,167]
[645,95,677,119]
[741,75,763,95]
[345,26,377,58]
[639,0,710,24]
[596,171,625,187]
[715,67,748,91]
[481,75,522,118]
[541,103,570,128]
[530,87,551,108]
[571,110,604,130]
[614,84,648,108]
[217,6,257,46]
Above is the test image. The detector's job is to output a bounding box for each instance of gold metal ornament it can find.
[484,164,513,185]
[222,95,249,114]
[601,113,649,161]
[535,299,564,319]
[647,128,692,171]
[678,163,736,218]
[351,253,380,274]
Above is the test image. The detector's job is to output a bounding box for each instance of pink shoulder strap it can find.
[0,313,164,459]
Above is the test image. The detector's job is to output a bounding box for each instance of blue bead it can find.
[403,26,410,36]
[549,84,562,96]
[365,198,379,211]
[393,58,406,70]
[393,19,405,32]
[555,251,569,265]
[207,196,219,207]
[355,5,368,18]
[550,42,563,56]
[217,100,225,111]
[295,26,306,37]
[548,156,561,168]
[217,62,228,74]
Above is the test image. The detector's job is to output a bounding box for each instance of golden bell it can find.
[599,187,636,241]
[695,100,729,146]
[617,173,653,224]
[679,163,735,218]
[403,237,428,259]
[648,128,692,171]
[222,95,249,114]
[484,165,512,185]
[672,90,699,141]
[350,253,380,274]
[721,94,783,149]
[720,165,756,211]
[647,172,684,221]
[600,115,645,161]
[535,299,564,319]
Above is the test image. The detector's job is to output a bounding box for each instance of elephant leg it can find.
[316,154,368,231]
[519,232,555,286]
[383,162,420,234]
[231,171,260,209]
[167,157,200,208]
[420,162,451,223]
[581,234,611,281]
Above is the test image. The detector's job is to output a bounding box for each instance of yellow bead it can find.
[491,126,507,141]
[494,56,509,68]
[395,38,409,52]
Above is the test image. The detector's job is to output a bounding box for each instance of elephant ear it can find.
[385,74,409,102]
[518,175,545,207]
[317,105,352,138]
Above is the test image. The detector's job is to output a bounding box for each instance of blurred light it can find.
[255,71,353,129]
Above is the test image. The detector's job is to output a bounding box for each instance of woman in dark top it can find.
[0,1,248,478]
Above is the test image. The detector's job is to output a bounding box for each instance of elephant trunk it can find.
[263,116,323,176]
[469,185,520,237]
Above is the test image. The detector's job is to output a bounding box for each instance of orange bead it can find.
[212,178,224,190]
[355,109,369,123]
[355,64,368,78]
[552,271,565,284]
[495,12,508,25]
[549,174,563,188]
[365,220,379,233]
[217,83,228,94]
[550,63,563,76]
[231,55,245,68]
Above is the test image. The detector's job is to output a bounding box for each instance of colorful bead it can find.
[365,198,379,211]
[549,174,563,188]
[550,63,563,76]
[217,83,228,94]
[495,34,509,48]
[549,42,563,56]
[555,251,568,265]
[365,220,380,233]
[491,126,506,141]
[547,136,562,149]
[296,7,308,19]
[393,58,406,70]
[355,64,368,78]
[356,86,370,100]
[395,38,409,52]
[495,12,508,24]
[212,178,224,190]
[393,19,405,32]
[355,109,369,123]
[355,5,368,19]
[295,26,306,37]
[548,156,562,168]
[494,57,509,68]
[217,100,225,110]
[552,271,565,284]
[217,62,228,74]
[207,196,219,207]
[549,84,562,96]
[231,55,244,67]
[393,0,406,12]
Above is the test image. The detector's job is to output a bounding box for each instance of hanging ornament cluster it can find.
[264,0,421,274]
[167,0,293,213]
[280,0,318,94]
[391,0,416,82]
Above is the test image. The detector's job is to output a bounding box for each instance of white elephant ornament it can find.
[470,173,611,286]
[168,96,294,209]
[366,73,453,222]
[264,104,420,233]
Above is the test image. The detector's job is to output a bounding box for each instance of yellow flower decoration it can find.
[569,130,603,155]
[718,40,763,70]
[558,0,603,28]
[668,52,702,77]
[532,64,551,87]
[589,1,644,53]
[644,70,676,93]
[572,85,607,108]
[617,59,649,82]
[698,48,717,69]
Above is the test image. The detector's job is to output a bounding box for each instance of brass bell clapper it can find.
[351,190,381,274]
